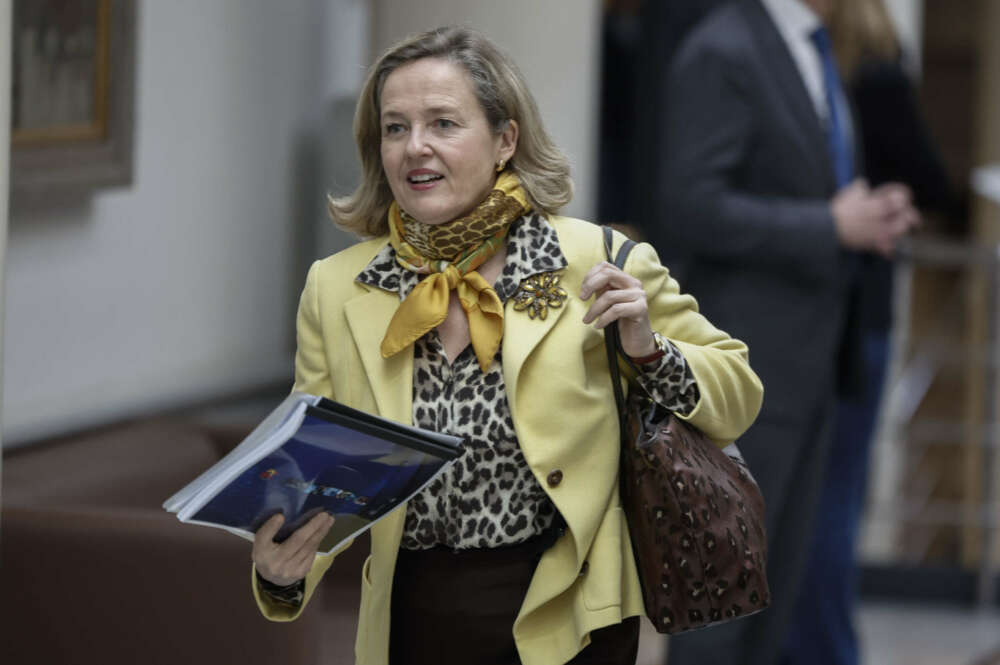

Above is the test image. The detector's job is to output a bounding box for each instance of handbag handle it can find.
[602,227,753,470]
[602,225,636,442]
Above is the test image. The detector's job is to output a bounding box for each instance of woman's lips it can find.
[407,170,443,190]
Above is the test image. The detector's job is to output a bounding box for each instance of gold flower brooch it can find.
[513,272,569,320]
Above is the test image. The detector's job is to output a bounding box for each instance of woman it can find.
[250,26,762,665]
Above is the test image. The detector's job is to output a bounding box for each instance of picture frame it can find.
[10,0,136,194]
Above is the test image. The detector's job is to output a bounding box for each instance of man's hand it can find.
[832,179,921,257]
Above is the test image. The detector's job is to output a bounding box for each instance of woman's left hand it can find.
[580,261,657,358]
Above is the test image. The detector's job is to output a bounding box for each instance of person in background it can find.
[648,1,921,664]
[248,26,763,665]
[782,1,958,664]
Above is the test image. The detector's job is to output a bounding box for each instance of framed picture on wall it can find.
[10,0,135,194]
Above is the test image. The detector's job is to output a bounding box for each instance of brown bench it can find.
[2,418,367,665]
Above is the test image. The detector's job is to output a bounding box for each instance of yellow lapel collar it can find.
[501,287,569,414]
[500,215,576,418]
[344,288,413,424]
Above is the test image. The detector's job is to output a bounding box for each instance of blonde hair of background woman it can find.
[830,0,901,80]
[329,26,574,237]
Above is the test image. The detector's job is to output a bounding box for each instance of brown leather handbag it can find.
[602,227,770,634]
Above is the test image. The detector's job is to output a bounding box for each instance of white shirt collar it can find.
[759,0,828,120]
[760,0,822,42]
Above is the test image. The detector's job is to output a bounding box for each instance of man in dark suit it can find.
[646,1,919,664]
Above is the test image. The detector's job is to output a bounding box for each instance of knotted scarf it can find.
[380,171,531,371]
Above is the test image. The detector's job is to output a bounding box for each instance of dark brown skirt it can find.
[389,535,639,665]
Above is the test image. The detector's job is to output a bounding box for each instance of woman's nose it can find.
[405,126,432,157]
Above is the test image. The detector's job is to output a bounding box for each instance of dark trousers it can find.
[390,536,640,665]
[667,401,836,665]
[782,332,890,665]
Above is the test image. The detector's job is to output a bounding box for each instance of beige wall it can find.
[3,0,367,446]
[370,0,602,220]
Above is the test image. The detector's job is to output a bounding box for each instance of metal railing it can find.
[874,236,1000,607]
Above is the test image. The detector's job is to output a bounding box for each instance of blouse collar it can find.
[355,213,568,303]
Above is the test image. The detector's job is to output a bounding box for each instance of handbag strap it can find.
[602,225,636,441]
[602,228,751,473]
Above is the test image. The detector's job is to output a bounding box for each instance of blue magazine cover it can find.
[170,398,463,554]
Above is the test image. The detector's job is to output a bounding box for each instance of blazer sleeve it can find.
[625,240,764,444]
[252,260,349,621]
[654,41,840,282]
[252,552,340,621]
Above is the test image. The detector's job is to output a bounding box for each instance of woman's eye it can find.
[384,123,404,135]
[434,118,455,129]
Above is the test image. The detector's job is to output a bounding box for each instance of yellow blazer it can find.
[253,216,763,665]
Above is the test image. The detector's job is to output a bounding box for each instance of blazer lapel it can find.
[501,287,569,417]
[744,0,834,187]
[344,288,413,424]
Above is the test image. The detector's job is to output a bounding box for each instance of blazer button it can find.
[546,470,563,487]
[579,561,590,576]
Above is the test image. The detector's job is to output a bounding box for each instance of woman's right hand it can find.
[253,512,335,586]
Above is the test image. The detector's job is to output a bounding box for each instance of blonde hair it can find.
[830,0,901,80]
[328,26,574,237]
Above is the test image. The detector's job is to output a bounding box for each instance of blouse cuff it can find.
[633,337,700,416]
[255,570,305,608]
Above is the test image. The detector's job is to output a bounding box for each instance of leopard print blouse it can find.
[355,214,700,550]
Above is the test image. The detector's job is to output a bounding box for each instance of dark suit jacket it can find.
[646,0,860,423]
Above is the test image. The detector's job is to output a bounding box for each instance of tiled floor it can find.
[636,602,1000,665]
[858,603,1000,665]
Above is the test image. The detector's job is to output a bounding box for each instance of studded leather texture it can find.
[618,395,771,634]
[601,224,769,635]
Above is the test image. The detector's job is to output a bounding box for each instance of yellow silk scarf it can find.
[380,171,531,371]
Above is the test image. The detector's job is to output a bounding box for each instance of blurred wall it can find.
[883,0,923,74]
[370,0,602,220]
[3,0,369,446]
[1,0,10,456]
[306,0,370,263]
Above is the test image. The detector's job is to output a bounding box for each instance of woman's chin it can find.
[404,205,464,226]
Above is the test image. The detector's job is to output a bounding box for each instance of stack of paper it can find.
[163,392,463,554]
